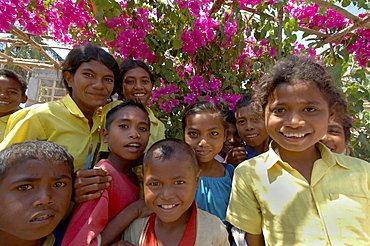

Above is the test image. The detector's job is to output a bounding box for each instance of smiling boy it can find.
[0,140,74,246]
[0,69,28,142]
[62,100,151,246]
[122,139,229,246]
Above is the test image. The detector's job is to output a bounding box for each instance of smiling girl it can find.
[226,55,370,246]
[182,101,234,225]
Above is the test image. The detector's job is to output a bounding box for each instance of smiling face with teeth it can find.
[0,75,28,117]
[121,67,153,106]
[143,151,200,227]
[0,159,72,244]
[235,105,270,153]
[265,82,334,158]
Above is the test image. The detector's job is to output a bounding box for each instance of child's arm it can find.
[100,199,152,246]
[225,146,247,167]
[245,232,265,246]
[73,167,111,203]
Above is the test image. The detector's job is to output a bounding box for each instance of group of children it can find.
[0,46,368,246]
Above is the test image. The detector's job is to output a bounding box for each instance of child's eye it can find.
[8,90,18,94]
[304,107,317,112]
[174,180,185,185]
[148,182,160,186]
[252,117,261,122]
[188,132,198,137]
[125,79,134,84]
[17,184,33,191]
[119,124,129,129]
[105,78,114,83]
[236,119,245,124]
[83,72,93,77]
[54,182,66,188]
[139,126,148,131]
[142,79,151,84]
[272,108,285,114]
[210,131,219,136]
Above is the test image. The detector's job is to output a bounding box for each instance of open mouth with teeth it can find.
[133,93,145,97]
[125,143,141,148]
[245,134,258,138]
[0,101,10,105]
[159,204,178,210]
[29,214,54,222]
[282,132,308,138]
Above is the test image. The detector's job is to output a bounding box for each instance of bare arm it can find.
[100,199,152,246]
[245,232,265,246]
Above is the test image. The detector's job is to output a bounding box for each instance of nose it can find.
[129,129,140,139]
[133,81,143,90]
[285,111,304,127]
[198,137,209,147]
[160,184,175,200]
[245,121,255,131]
[33,187,55,207]
[92,77,105,90]
[0,90,8,98]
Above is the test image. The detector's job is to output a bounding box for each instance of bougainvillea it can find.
[1,0,369,159]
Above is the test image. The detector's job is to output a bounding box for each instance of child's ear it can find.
[329,108,336,123]
[102,128,109,143]
[63,71,73,87]
[21,95,28,104]
[195,169,202,189]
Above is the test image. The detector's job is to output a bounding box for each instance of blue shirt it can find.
[194,163,234,224]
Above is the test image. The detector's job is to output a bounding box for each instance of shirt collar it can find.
[265,141,349,170]
[62,94,85,118]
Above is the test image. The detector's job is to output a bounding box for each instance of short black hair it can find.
[0,69,28,96]
[181,101,227,133]
[234,93,253,113]
[224,110,236,124]
[105,99,150,131]
[143,138,199,174]
[61,44,120,95]
[0,140,74,181]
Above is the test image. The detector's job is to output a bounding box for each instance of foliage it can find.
[1,0,369,160]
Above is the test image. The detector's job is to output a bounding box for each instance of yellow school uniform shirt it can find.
[0,95,101,170]
[0,114,10,142]
[226,141,370,245]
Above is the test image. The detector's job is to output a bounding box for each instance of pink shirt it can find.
[62,159,140,246]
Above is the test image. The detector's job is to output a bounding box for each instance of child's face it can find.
[103,106,150,161]
[64,60,115,112]
[0,159,72,242]
[184,113,226,164]
[320,120,347,154]
[265,82,333,155]
[143,154,200,225]
[0,76,27,117]
[235,105,269,151]
[220,122,241,156]
[122,67,153,106]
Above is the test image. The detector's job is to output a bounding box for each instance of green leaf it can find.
[327,65,343,87]
[318,5,327,15]
[173,39,182,50]
[96,23,109,35]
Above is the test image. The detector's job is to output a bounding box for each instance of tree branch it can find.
[319,16,370,47]
[209,0,225,15]
[10,26,60,69]
[309,0,370,29]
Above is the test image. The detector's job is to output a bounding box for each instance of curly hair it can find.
[252,55,348,118]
